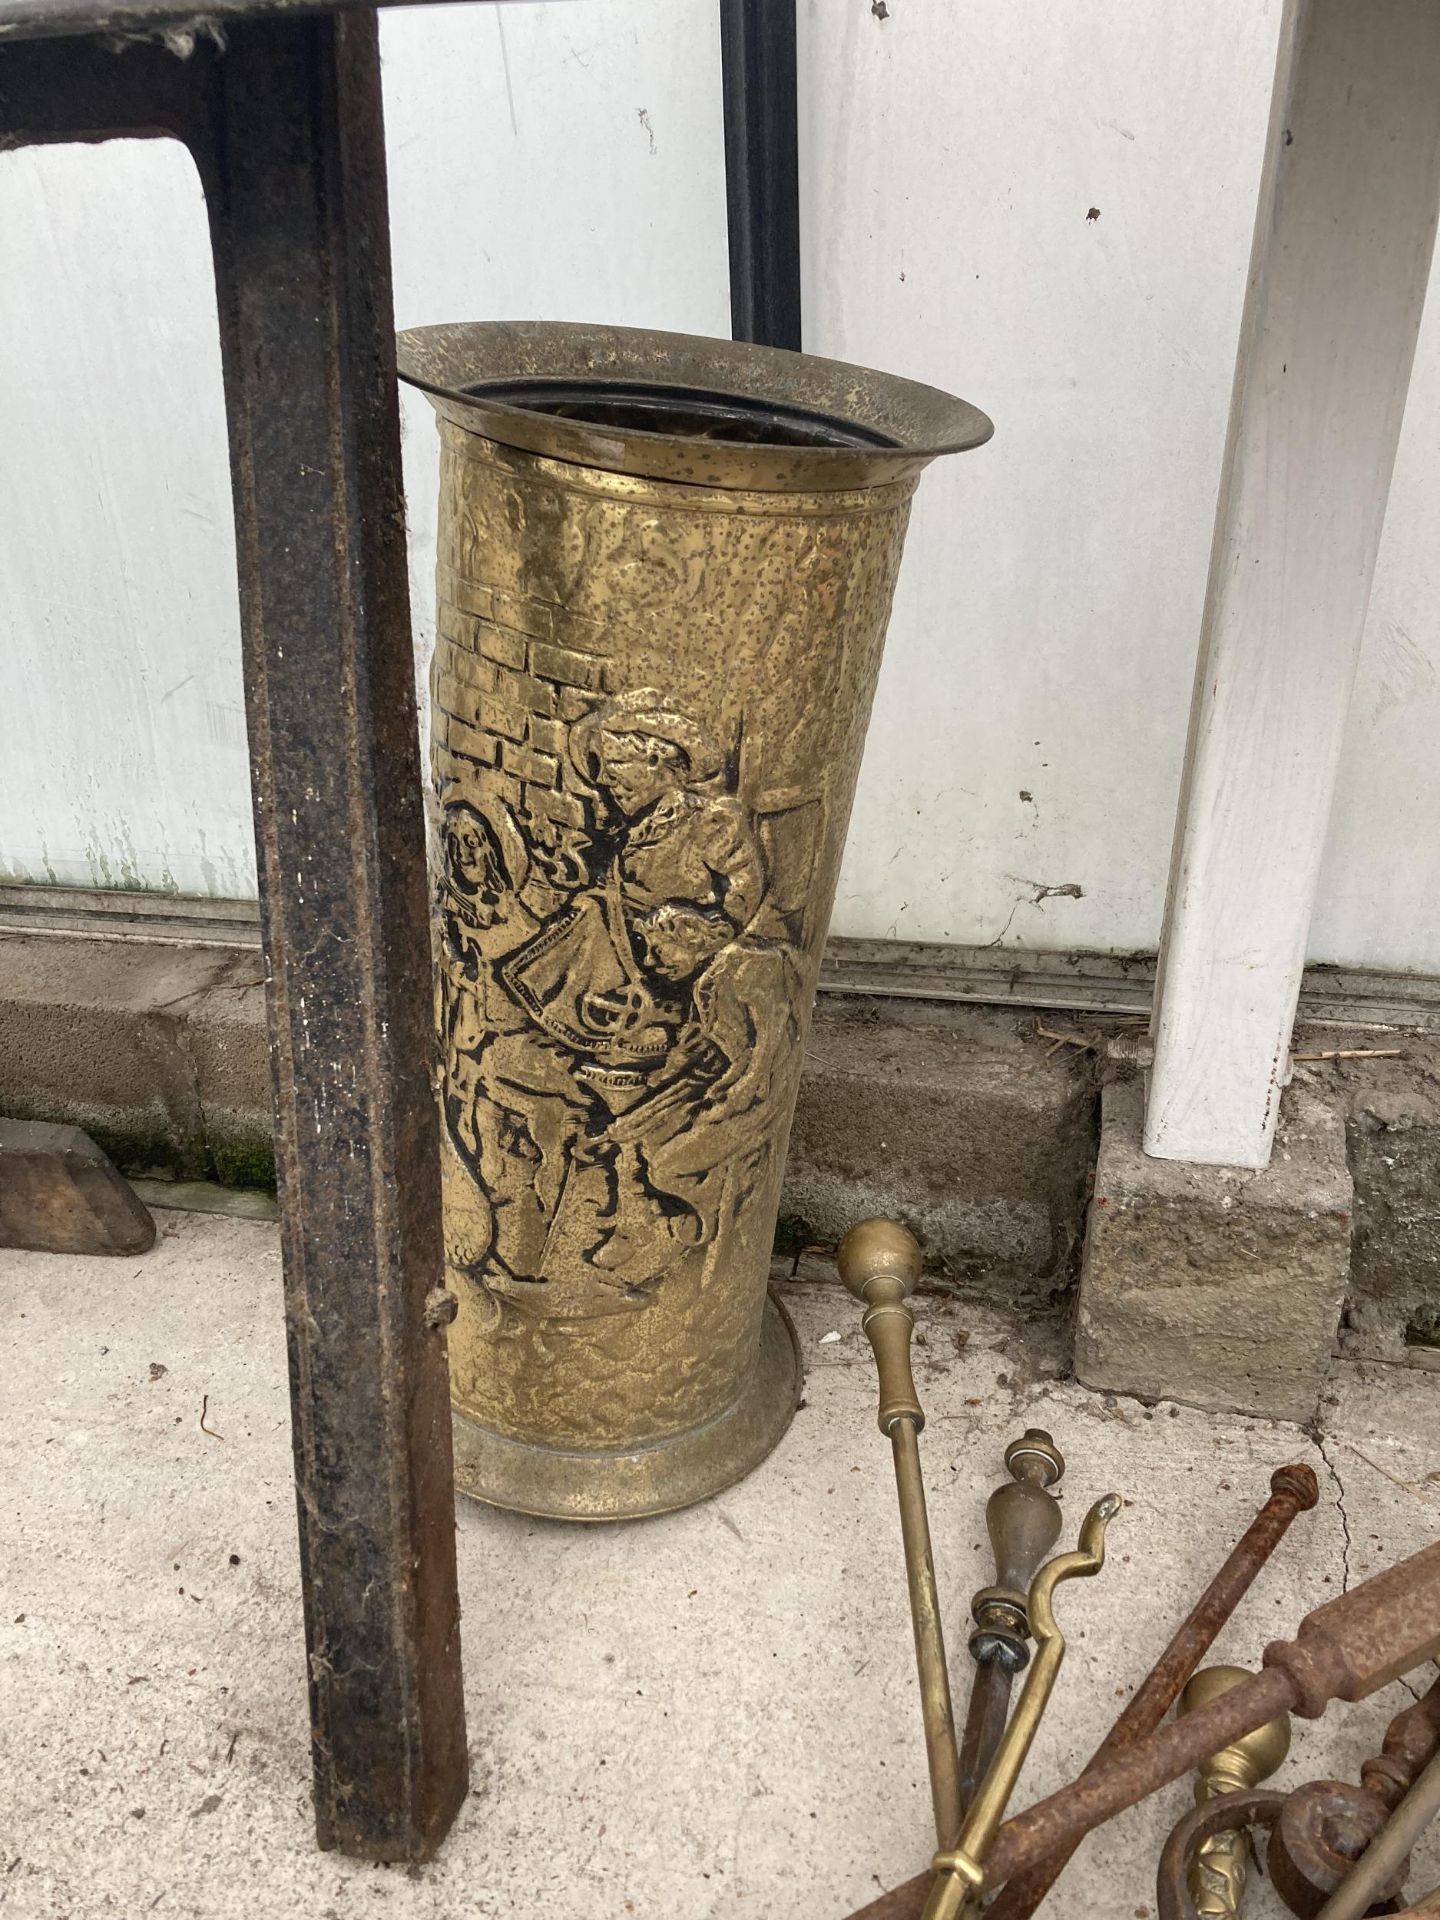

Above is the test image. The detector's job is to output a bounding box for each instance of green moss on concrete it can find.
[4,1103,275,1195]
[208,1136,277,1193]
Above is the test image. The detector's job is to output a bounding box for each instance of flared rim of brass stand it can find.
[397,320,993,492]
[450,1292,803,1522]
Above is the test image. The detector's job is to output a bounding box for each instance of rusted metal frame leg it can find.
[0,17,467,1862]
[196,16,467,1859]
[0,39,205,150]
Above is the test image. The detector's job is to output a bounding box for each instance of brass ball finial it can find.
[1177,1665,1291,1920]
[839,1219,924,1436]
[1180,1664,1292,1787]
[838,1217,923,1302]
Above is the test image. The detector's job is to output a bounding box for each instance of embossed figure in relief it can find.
[436,687,806,1322]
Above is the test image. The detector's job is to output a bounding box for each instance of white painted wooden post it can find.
[1145,0,1440,1169]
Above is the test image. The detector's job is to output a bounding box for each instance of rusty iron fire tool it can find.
[956,1431,1066,1816]
[1313,1749,1440,1920]
[1270,1671,1440,1918]
[839,1531,1440,1920]
[1155,1671,1440,1920]
[982,1464,1318,1920]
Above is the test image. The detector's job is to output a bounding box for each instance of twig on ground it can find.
[1292,1047,1404,1062]
[1034,1021,1098,1057]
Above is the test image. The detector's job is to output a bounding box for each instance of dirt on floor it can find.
[2,1205,1438,1920]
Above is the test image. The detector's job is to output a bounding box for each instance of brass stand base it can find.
[451,1293,803,1522]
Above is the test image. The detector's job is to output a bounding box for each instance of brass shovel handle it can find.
[924,1493,1124,1920]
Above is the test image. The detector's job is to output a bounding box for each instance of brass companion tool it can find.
[985,1463,1318,1920]
[924,1491,1123,1920]
[840,1217,963,1852]
[957,1430,1066,1814]
[1178,1666,1292,1920]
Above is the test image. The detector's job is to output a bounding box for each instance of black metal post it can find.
[719,0,802,350]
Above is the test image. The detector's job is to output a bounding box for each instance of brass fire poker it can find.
[957,1430,1066,1815]
[1176,1667,1292,1920]
[922,1492,1123,1920]
[840,1218,963,1852]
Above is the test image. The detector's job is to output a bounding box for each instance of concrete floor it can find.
[3,1210,1437,1920]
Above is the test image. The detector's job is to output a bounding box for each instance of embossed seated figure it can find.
[581,689,763,940]
[583,898,738,1289]
[502,689,763,1049]
[594,898,807,1291]
[475,692,776,1310]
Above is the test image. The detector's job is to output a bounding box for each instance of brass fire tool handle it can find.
[957,1430,1066,1816]
[1176,1667,1292,1920]
[840,1219,963,1853]
[923,1492,1123,1920]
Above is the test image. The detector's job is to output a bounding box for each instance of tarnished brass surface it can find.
[841,1219,962,1851]
[979,1431,1067,1636]
[958,1432,1067,1814]
[1179,1667,1292,1920]
[925,1493,1123,1920]
[449,1291,801,1521]
[398,319,992,494]
[399,323,990,1520]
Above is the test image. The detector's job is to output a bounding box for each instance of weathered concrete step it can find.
[3,923,1437,1403]
[782,997,1097,1300]
[0,931,272,1189]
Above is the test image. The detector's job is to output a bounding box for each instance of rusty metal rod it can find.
[840,1534,1440,1920]
[985,1535,1440,1890]
[984,1463,1318,1920]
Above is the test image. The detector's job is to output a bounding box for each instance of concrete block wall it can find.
[3,922,1436,1407]
[781,998,1097,1303]
[0,934,272,1189]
